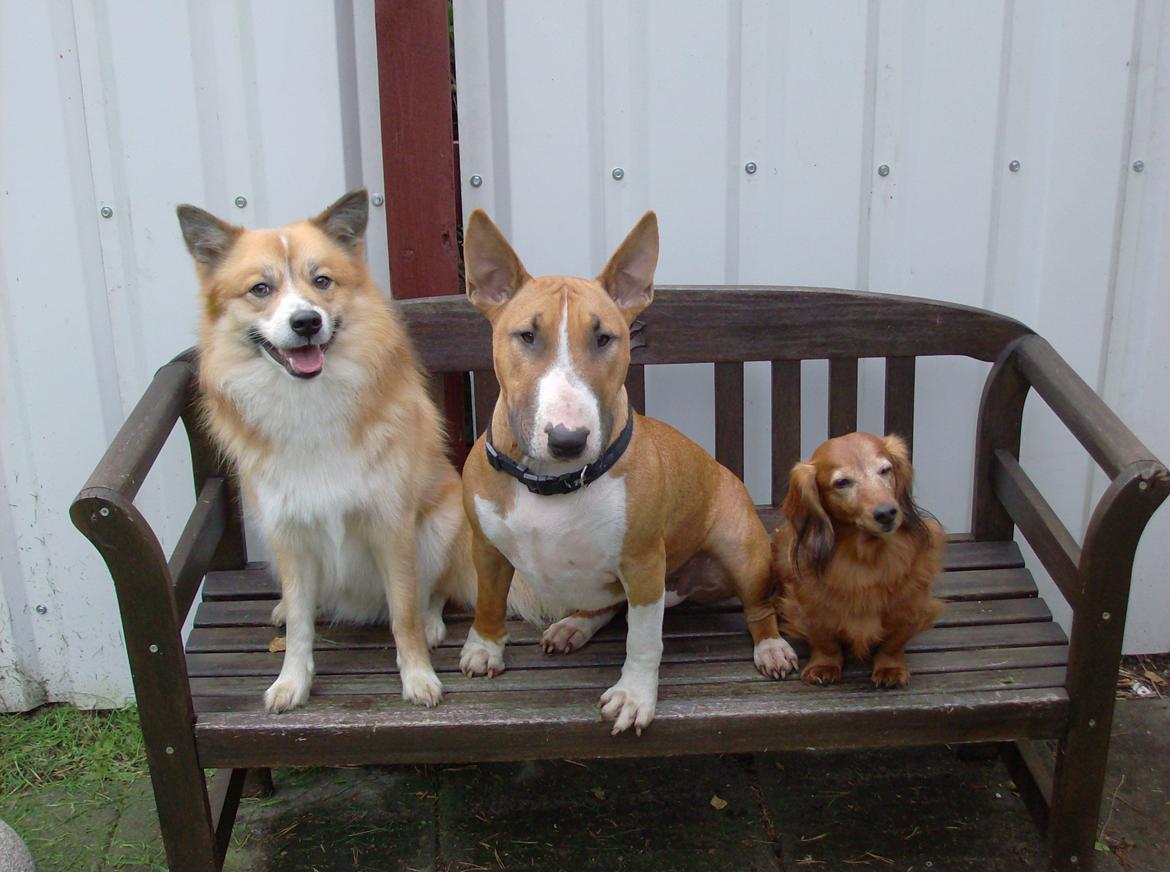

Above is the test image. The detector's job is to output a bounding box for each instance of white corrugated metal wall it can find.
[453,0,1170,652]
[2,1,1167,710]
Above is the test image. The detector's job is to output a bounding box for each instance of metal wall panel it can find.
[2,0,1167,710]
[1,0,387,709]
[454,0,1170,653]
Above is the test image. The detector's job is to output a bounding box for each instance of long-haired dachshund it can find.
[772,432,945,688]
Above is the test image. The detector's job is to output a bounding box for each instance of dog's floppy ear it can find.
[782,462,834,577]
[597,211,658,323]
[464,209,532,317]
[314,189,369,253]
[884,434,932,547]
[177,205,241,270]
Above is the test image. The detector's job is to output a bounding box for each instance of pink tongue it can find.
[286,345,324,375]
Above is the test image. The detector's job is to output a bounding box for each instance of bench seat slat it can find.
[191,665,1066,705]
[200,540,1028,601]
[192,686,1068,768]
[188,642,1068,683]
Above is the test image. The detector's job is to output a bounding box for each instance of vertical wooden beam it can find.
[883,356,916,456]
[828,358,859,437]
[375,0,467,462]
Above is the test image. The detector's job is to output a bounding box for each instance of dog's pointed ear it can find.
[313,189,369,253]
[177,205,241,270]
[464,209,531,317]
[782,462,834,577]
[597,211,658,323]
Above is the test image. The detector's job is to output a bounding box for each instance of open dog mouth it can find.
[248,331,335,379]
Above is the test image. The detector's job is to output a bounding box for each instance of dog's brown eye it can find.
[314,275,333,290]
[597,333,612,349]
[833,478,853,490]
[519,331,535,345]
[878,465,893,476]
[249,283,272,298]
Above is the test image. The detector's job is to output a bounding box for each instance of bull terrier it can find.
[457,210,797,734]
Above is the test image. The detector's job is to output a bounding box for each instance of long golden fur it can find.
[178,190,474,713]
[772,432,945,688]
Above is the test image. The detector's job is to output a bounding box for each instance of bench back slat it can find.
[771,359,801,506]
[828,358,859,438]
[625,365,646,415]
[884,356,917,457]
[472,370,499,436]
[714,362,745,480]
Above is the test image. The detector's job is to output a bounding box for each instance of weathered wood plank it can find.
[191,666,1067,706]
[193,687,1068,768]
[471,370,499,437]
[992,450,1082,610]
[187,613,1065,660]
[714,362,745,480]
[884,356,916,453]
[187,643,1068,687]
[625,365,646,415]
[771,359,801,506]
[398,287,1032,374]
[828,358,859,437]
[170,478,228,621]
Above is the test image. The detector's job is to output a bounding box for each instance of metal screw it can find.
[1088,718,1096,728]
[99,507,110,517]
[744,161,758,175]
[35,604,47,615]
[1102,611,1111,621]
[469,174,483,188]
[1133,160,1145,173]
[1139,480,1149,491]
[165,746,175,755]
[1070,857,1078,865]
[371,193,384,207]
[877,164,890,177]
[1009,160,1021,173]
[611,167,625,181]
[99,205,113,219]
[149,644,160,654]
[234,195,248,209]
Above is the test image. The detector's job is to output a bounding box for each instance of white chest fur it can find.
[220,356,397,529]
[474,474,628,612]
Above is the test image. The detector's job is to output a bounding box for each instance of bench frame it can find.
[71,286,1168,871]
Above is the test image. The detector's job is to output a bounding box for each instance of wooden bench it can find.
[71,287,1168,872]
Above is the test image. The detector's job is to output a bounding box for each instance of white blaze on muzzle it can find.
[255,288,334,378]
[532,295,601,462]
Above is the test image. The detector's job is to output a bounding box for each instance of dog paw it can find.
[401,666,444,707]
[263,671,311,713]
[599,679,657,736]
[271,600,287,627]
[541,616,590,654]
[753,637,799,679]
[425,612,448,649]
[459,628,506,677]
[801,663,842,686]
[872,665,910,689]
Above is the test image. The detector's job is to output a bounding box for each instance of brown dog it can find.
[458,209,797,735]
[772,432,945,688]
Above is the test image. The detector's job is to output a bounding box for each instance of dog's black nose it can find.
[873,504,899,527]
[290,309,322,337]
[546,424,589,460]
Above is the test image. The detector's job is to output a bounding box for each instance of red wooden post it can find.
[375,0,467,462]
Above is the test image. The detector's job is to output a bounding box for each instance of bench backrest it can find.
[398,286,1032,505]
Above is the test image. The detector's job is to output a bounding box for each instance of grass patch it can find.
[0,705,146,798]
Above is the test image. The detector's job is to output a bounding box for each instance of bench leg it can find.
[1045,725,1112,872]
[141,739,221,871]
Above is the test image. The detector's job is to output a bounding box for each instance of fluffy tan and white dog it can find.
[177,190,474,712]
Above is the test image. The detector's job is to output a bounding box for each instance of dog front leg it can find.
[600,543,666,736]
[802,629,845,686]
[264,537,320,713]
[370,514,443,707]
[460,532,514,677]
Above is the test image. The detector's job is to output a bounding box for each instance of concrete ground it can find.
[3,699,1165,871]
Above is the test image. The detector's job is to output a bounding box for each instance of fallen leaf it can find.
[591,787,606,801]
[710,795,728,810]
[268,636,286,653]
[1145,670,1166,685]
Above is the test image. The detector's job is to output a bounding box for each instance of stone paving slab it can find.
[2,699,1166,870]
